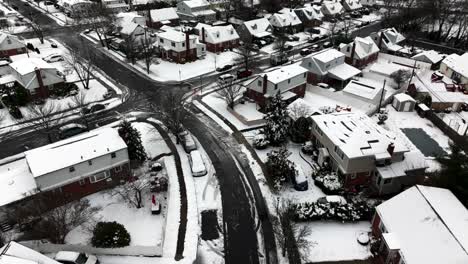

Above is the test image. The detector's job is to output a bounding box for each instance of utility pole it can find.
[407,59,417,91]
[378,79,386,111]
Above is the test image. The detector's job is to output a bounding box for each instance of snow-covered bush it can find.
[252,134,270,149]
[313,168,344,194]
[319,106,336,114]
[301,141,314,155]
[91,221,131,248]
[262,92,290,145]
[266,147,297,191]
[292,199,372,222]
[289,116,311,143]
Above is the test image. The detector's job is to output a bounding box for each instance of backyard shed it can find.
[392,93,416,112]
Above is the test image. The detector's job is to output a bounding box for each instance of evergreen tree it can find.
[118,120,147,164]
[263,92,289,145]
[290,116,311,143]
[266,147,296,191]
[436,143,468,206]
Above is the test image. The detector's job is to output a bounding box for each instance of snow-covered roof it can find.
[269,10,301,28]
[158,29,197,42]
[376,150,427,179]
[262,64,308,85]
[343,79,383,101]
[25,128,127,178]
[411,50,443,65]
[327,63,361,81]
[9,58,55,75]
[295,4,323,21]
[411,70,468,103]
[372,27,405,48]
[376,185,468,264]
[196,24,239,44]
[312,48,345,64]
[0,241,61,264]
[394,93,415,103]
[321,0,344,15]
[243,18,272,38]
[343,0,362,11]
[150,7,179,22]
[55,251,80,262]
[442,53,468,79]
[340,36,380,60]
[312,112,409,159]
[183,0,210,8]
[0,155,37,207]
[0,33,24,51]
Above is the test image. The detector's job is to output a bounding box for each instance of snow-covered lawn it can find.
[132,122,171,159]
[299,221,372,263]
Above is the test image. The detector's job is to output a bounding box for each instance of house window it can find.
[346,46,350,52]
[160,38,164,43]
[89,170,110,183]
[308,62,311,67]
[258,80,262,87]
[114,165,122,173]
[377,176,382,185]
[88,160,93,166]
[383,178,392,184]
[335,146,345,160]
[69,166,75,172]
[7,39,11,44]
[303,72,306,78]
[288,79,291,84]
[182,42,185,47]
[111,152,116,158]
[275,84,278,90]
[79,179,86,186]
[171,42,176,47]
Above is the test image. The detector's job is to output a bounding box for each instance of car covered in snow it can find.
[178,130,197,153]
[55,251,99,264]
[317,195,347,205]
[42,53,64,63]
[188,150,207,177]
[293,165,308,191]
[59,123,87,139]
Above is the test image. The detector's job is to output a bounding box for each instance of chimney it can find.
[262,74,268,94]
[201,27,206,43]
[147,9,152,27]
[34,67,47,99]
[350,41,356,64]
[377,32,383,49]
[387,143,395,156]
[185,31,190,57]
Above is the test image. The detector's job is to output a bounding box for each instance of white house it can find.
[57,0,93,17]
[268,9,302,33]
[115,12,146,44]
[372,185,468,264]
[102,0,128,12]
[439,52,468,87]
[237,17,273,42]
[195,23,240,52]
[294,4,323,28]
[300,48,361,85]
[177,0,216,22]
[370,27,406,53]
[156,29,205,62]
[342,0,363,11]
[245,64,308,110]
[0,241,61,264]
[9,58,65,98]
[339,36,380,67]
[411,50,444,68]
[321,1,344,17]
[311,112,427,193]
[148,7,179,28]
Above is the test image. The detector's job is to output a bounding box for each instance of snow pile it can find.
[313,171,344,194]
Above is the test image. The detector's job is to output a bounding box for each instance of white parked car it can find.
[218,73,235,83]
[55,251,99,264]
[43,53,64,63]
[317,195,347,205]
[188,150,207,177]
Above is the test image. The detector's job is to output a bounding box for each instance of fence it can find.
[426,110,468,153]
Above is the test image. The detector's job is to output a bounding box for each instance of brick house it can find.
[310,112,427,193]
[146,7,179,29]
[372,185,468,264]
[341,0,362,12]
[268,10,303,34]
[338,36,380,68]
[156,29,206,63]
[294,5,323,28]
[300,48,361,86]
[237,17,273,43]
[177,0,216,22]
[0,33,27,58]
[0,128,131,224]
[245,64,308,111]
[195,23,240,52]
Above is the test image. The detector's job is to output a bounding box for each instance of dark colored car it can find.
[300,48,312,56]
[361,8,370,15]
[237,69,253,79]
[284,44,293,51]
[82,104,105,114]
[24,3,30,6]
[59,123,87,139]
[9,106,23,119]
[350,11,361,18]
[216,64,233,72]
[308,27,321,34]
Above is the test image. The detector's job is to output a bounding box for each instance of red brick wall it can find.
[307,72,326,84]
[246,88,266,108]
[163,48,198,63]
[291,83,306,97]
[344,171,371,192]
[206,40,239,53]
[371,213,381,237]
[0,47,27,58]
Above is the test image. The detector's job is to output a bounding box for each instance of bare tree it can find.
[65,47,96,90]
[27,14,46,44]
[69,93,92,130]
[123,34,138,65]
[216,80,243,109]
[83,3,116,48]
[288,101,312,121]
[140,33,157,74]
[234,42,257,70]
[153,90,187,136]
[274,30,289,56]
[23,102,62,143]
[111,167,150,209]
[390,69,412,89]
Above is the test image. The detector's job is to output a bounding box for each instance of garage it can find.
[392,93,416,112]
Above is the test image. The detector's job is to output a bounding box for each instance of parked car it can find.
[284,44,293,51]
[322,41,332,48]
[344,14,351,20]
[82,103,105,115]
[102,91,113,99]
[178,130,197,153]
[293,165,308,191]
[50,40,58,48]
[308,27,321,34]
[151,194,161,215]
[300,48,311,56]
[188,150,207,177]
[59,123,87,139]
[307,37,318,43]
[317,195,347,205]
[287,35,300,41]
[9,106,23,119]
[216,64,233,72]
[350,11,361,18]
[42,54,63,63]
[83,28,92,34]
[55,251,99,264]
[237,69,253,79]
[361,8,370,15]
[218,73,235,83]
[317,82,330,89]
[24,3,30,6]
[45,1,54,5]
[310,44,320,52]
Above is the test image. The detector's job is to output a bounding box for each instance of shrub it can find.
[292,199,373,222]
[289,116,311,143]
[91,221,131,248]
[252,134,269,149]
[49,83,78,97]
[312,167,344,194]
[266,147,296,190]
[26,43,35,50]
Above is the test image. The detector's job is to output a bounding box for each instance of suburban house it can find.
[57,0,93,18]
[342,0,362,11]
[439,52,468,88]
[321,1,344,17]
[411,50,444,70]
[300,48,361,86]
[8,58,65,99]
[370,28,406,53]
[294,4,323,28]
[237,17,273,43]
[102,0,129,12]
[310,112,427,194]
[339,36,380,68]
[372,185,468,264]
[0,33,26,58]
[0,128,130,225]
[146,7,179,29]
[116,12,146,26]
[268,9,303,33]
[0,241,61,264]
[115,13,146,45]
[156,29,206,63]
[245,64,308,110]
[177,0,216,22]
[195,23,240,52]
